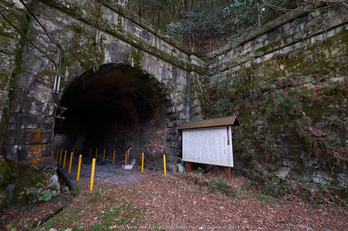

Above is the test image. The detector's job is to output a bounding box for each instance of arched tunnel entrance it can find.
[54,63,171,170]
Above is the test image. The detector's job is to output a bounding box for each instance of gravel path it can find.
[58,154,144,186]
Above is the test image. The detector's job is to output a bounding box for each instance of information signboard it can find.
[182,125,233,167]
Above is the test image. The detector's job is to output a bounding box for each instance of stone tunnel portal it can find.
[54,63,170,169]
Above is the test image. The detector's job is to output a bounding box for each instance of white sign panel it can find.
[182,126,233,167]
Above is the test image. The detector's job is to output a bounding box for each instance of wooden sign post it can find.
[179,116,240,179]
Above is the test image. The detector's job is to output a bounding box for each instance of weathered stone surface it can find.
[0,155,10,186]
[1,0,204,208]
[1,0,347,208]
[193,5,348,198]
[0,187,7,209]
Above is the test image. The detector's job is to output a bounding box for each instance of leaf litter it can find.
[0,168,347,230]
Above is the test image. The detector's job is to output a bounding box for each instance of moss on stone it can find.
[24,97,38,103]
[130,47,143,69]
[0,187,7,209]
[203,20,348,198]
[0,155,10,186]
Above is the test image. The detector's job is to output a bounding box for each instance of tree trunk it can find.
[157,9,160,29]
[137,0,142,18]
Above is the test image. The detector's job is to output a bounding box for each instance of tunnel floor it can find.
[58,155,145,186]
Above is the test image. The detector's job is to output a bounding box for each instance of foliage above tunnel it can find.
[123,0,345,53]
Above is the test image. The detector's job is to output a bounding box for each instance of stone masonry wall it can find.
[201,6,348,197]
[208,6,348,76]
[0,0,205,207]
[0,0,30,154]
[2,0,347,208]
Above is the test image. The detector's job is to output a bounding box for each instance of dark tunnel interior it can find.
[54,64,169,167]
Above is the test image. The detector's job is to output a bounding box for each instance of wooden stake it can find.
[225,167,231,180]
[186,162,191,173]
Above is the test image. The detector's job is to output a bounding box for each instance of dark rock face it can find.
[0,155,10,209]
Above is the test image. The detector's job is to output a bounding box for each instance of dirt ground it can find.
[1,158,348,230]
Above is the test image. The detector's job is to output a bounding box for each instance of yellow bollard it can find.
[59,149,63,165]
[163,155,166,176]
[125,151,127,165]
[68,152,73,173]
[90,158,96,191]
[141,152,144,172]
[56,148,59,162]
[113,150,115,164]
[63,151,67,168]
[96,148,98,159]
[77,154,82,181]
[103,149,105,162]
[89,147,92,158]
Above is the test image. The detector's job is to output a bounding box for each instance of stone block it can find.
[1,145,17,161]
[176,103,185,112]
[19,130,54,145]
[337,174,348,187]
[6,112,19,130]
[171,141,181,149]
[312,171,331,185]
[0,53,16,74]
[22,100,52,116]
[167,121,178,128]
[176,85,185,92]
[191,106,202,116]
[165,107,176,115]
[169,114,178,120]
[280,46,292,54]
[173,96,184,106]
[164,147,175,156]
[178,113,186,120]
[20,115,53,130]
[27,82,52,103]
[166,135,179,141]
[165,93,174,101]
[191,99,201,108]
[122,164,133,169]
[17,142,53,162]
[4,132,16,145]
[168,128,178,135]
[191,114,203,121]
